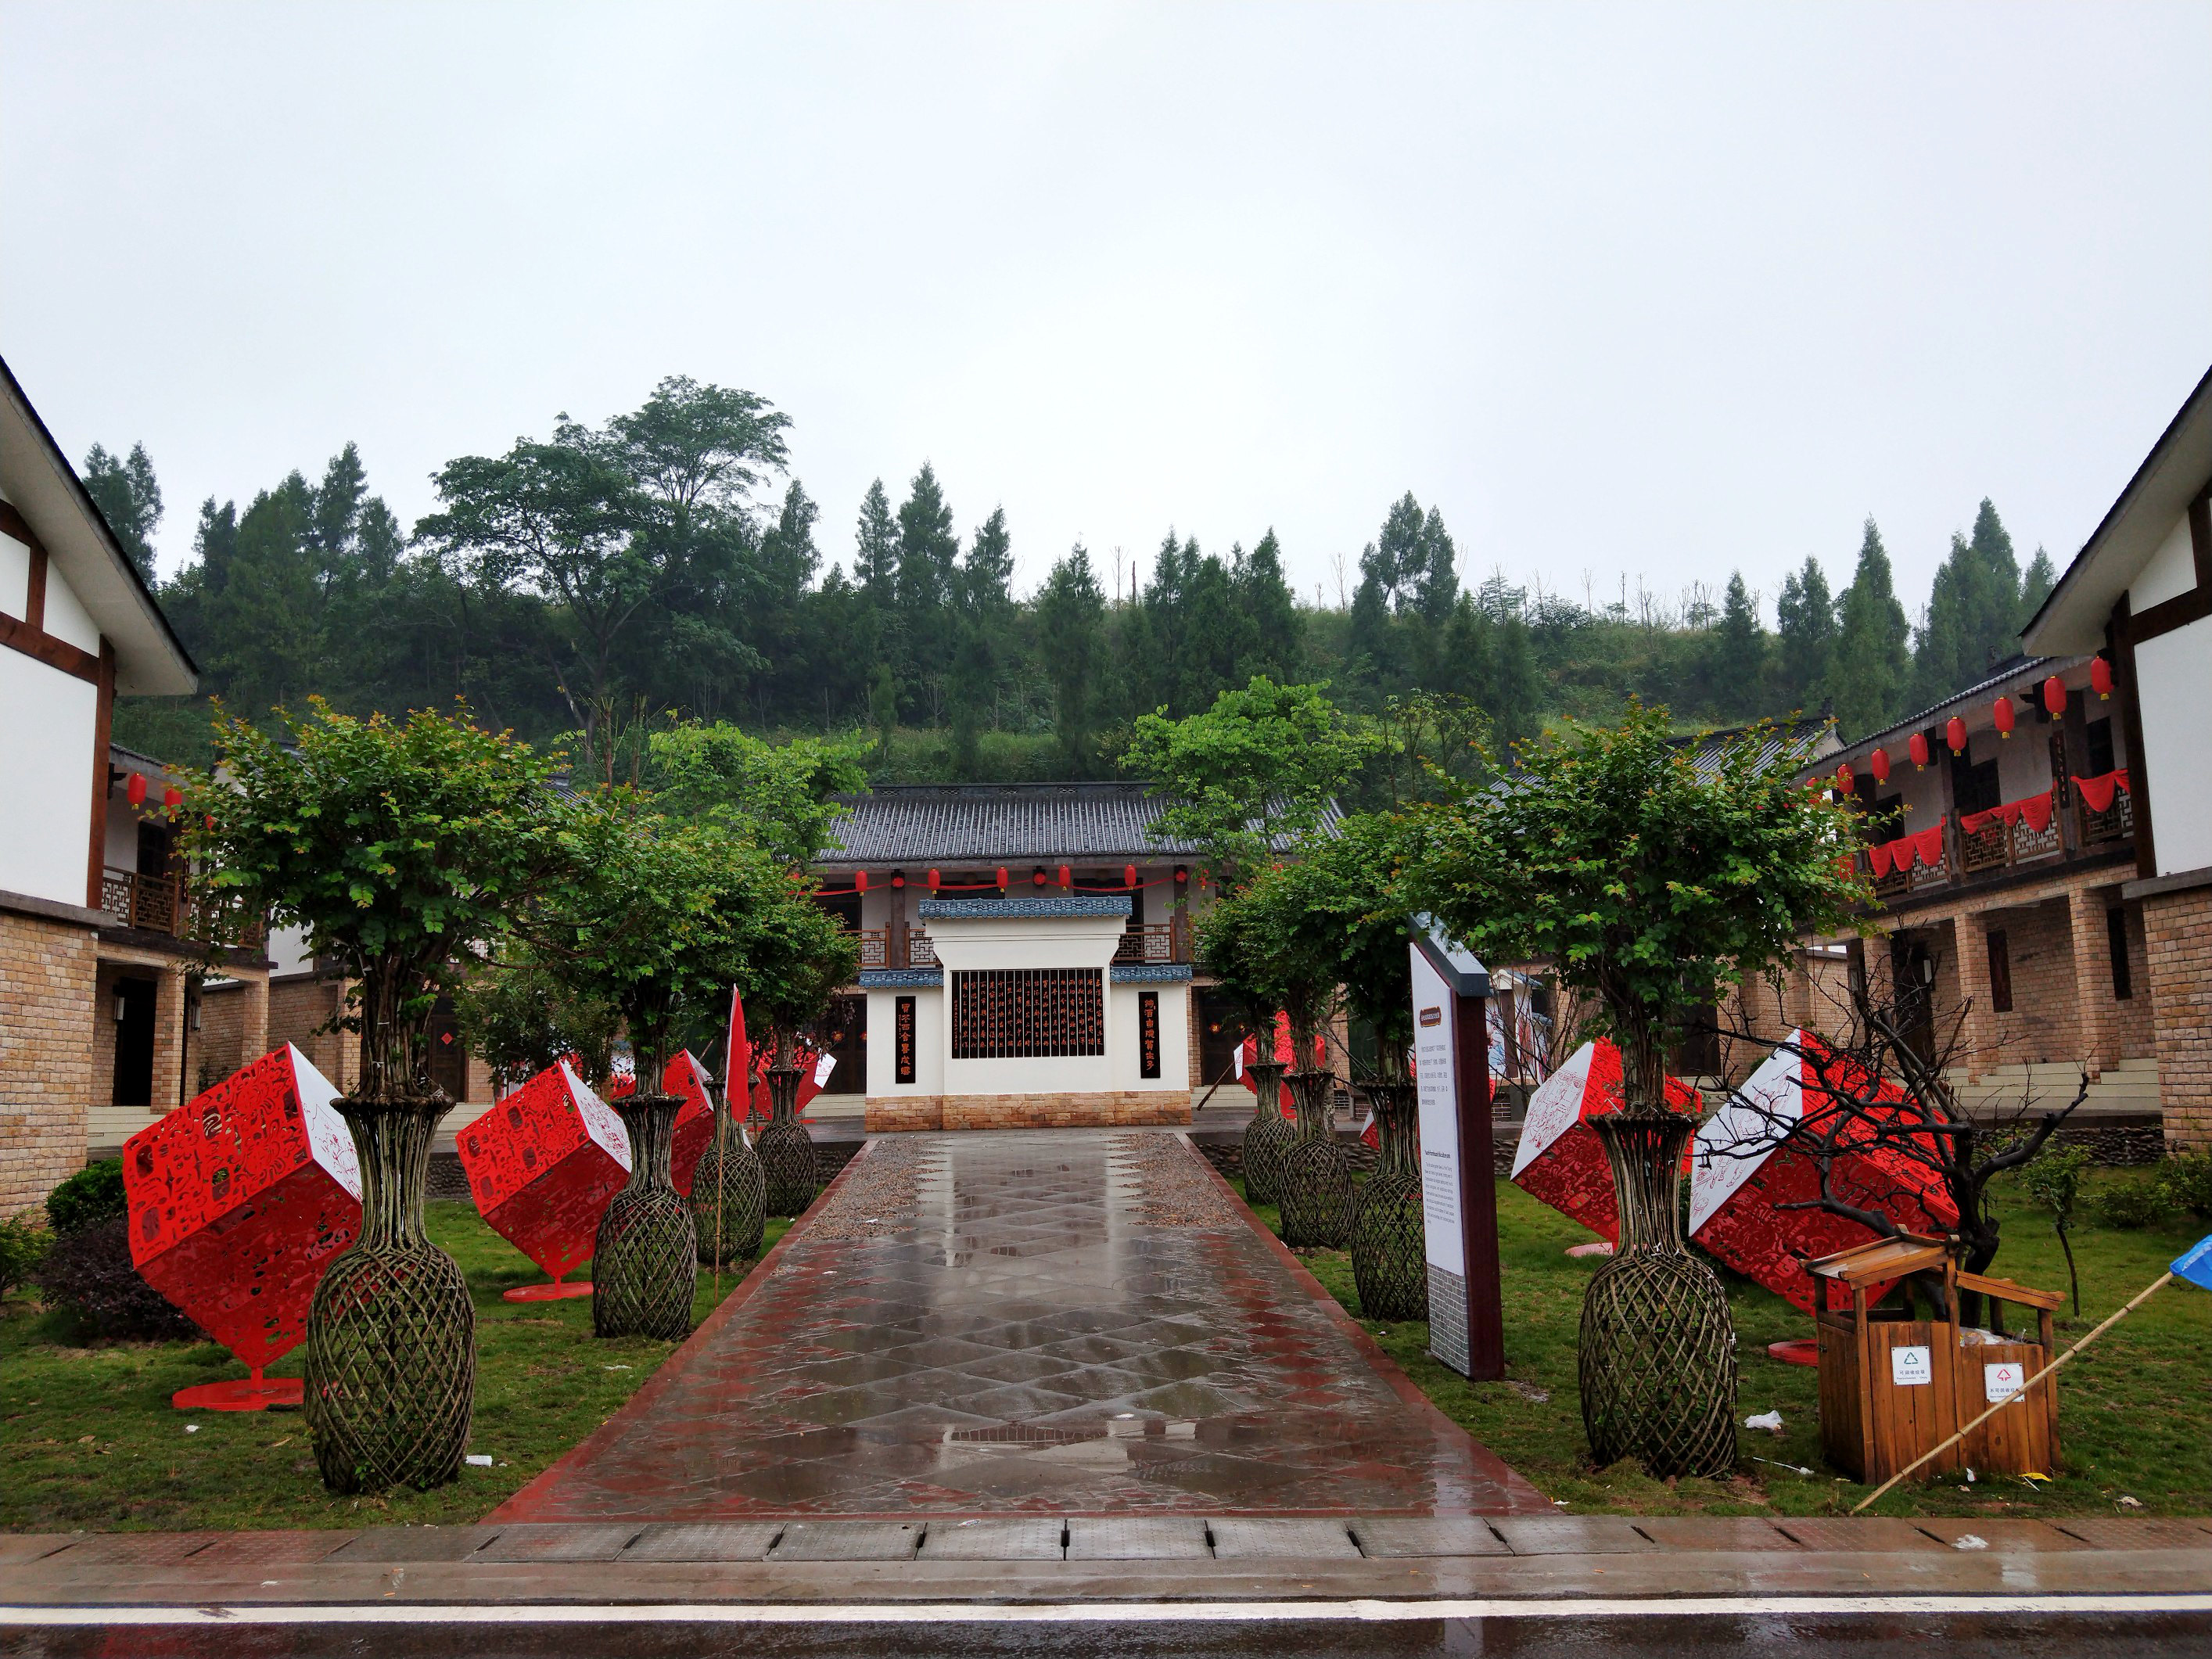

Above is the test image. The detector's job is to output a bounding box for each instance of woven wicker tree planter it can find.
[1240,1059,1294,1205]
[594,1093,697,1341]
[1351,1079,1427,1320]
[306,1091,474,1493]
[688,1096,765,1266]
[1578,1109,1737,1478]
[756,1066,819,1218]
[1276,1068,1352,1248]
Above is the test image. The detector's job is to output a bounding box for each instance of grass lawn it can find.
[0,1202,788,1533]
[1246,1168,2211,1520]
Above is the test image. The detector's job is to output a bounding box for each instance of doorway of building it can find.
[1194,989,1248,1086]
[1891,935,1937,1066]
[816,993,865,1093]
[113,976,156,1106]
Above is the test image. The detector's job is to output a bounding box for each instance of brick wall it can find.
[196,979,252,1092]
[270,974,355,1092]
[2143,884,2212,1150]
[2115,902,2156,1061]
[865,1091,1194,1132]
[0,910,97,1215]
[1981,899,2081,1068]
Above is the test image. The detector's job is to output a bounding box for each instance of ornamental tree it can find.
[1125,677,1382,887]
[1401,702,1864,1111]
[184,701,574,1098]
[529,807,780,1094]
[452,949,619,1095]
[646,720,868,867]
[736,887,860,1068]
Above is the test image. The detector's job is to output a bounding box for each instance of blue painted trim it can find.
[1110,963,1193,983]
[916,895,1132,920]
[859,968,943,989]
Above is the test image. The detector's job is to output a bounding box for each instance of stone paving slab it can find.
[2053,1517,2212,1549]
[1634,1517,1800,1550]
[768,1521,923,1561]
[622,1523,785,1562]
[1911,1517,2094,1552]
[1065,1515,1212,1559]
[1769,1517,1948,1552]
[327,1527,502,1563]
[477,1524,641,1562]
[494,1130,1545,1522]
[0,1538,68,1566]
[1210,1517,1360,1560]
[1491,1516,1659,1554]
[1350,1517,1512,1557]
[917,1517,1067,1560]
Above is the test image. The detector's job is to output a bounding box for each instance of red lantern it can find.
[890,871,905,889]
[1992,696,2015,739]
[1057,864,1071,889]
[2091,656,2113,699]
[1122,864,1137,889]
[1909,732,1930,770]
[1869,748,1891,785]
[927,868,940,892]
[1834,762,1855,793]
[996,866,1009,890]
[853,871,868,893]
[2042,676,2066,717]
[126,771,148,807]
[1032,866,1047,888]
[1946,716,1967,755]
[1174,866,1189,886]
[162,785,184,812]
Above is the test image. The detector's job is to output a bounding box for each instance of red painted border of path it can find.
[489,1144,878,1522]
[1181,1133,1553,1515]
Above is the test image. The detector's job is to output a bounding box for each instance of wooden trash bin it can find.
[1805,1233,2063,1485]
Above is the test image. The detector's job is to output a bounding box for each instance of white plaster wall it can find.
[2135,618,2212,877]
[924,913,1122,972]
[0,530,29,619]
[865,985,943,1094]
[265,921,316,976]
[41,558,99,655]
[0,648,95,904]
[2130,513,2197,612]
[1990,721,2051,803]
[1109,981,1190,1091]
[947,1048,1113,1094]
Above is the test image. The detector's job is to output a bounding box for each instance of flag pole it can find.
[1852,1269,2174,1514]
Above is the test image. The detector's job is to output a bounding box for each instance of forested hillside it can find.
[87,376,2058,781]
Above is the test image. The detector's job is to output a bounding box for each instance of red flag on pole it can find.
[724,986,749,1100]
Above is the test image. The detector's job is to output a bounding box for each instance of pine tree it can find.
[2020,545,2057,624]
[1710,571,1765,719]
[895,462,959,712]
[1234,530,1302,685]
[1413,505,1459,624]
[963,505,1014,614]
[81,441,163,579]
[1037,544,1107,772]
[1774,556,1835,714]
[854,479,898,604]
[1827,518,1912,739]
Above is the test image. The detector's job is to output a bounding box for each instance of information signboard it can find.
[1411,922,1504,1381]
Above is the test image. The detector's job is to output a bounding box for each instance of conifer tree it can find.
[81,441,163,580]
[2020,546,2057,623]
[1826,518,1911,738]
[1037,544,1107,772]
[1773,556,1835,714]
[1235,530,1302,686]
[1710,572,1766,719]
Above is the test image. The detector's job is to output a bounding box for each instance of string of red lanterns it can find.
[816,861,1195,900]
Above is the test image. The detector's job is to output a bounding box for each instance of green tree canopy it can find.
[453,948,620,1093]
[185,701,576,1097]
[1401,702,1863,1108]
[1036,542,1108,772]
[646,720,869,865]
[1124,677,1382,885]
[736,887,861,1065]
[1827,517,1912,739]
[81,441,163,580]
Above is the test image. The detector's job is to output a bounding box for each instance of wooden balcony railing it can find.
[1112,924,1176,965]
[857,928,938,971]
[2077,775,2135,848]
[1959,792,2063,876]
[100,867,267,947]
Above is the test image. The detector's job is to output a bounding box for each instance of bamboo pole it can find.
[1852,1270,2174,1513]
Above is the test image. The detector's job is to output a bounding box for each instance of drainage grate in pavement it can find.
[1490,1517,1658,1555]
[918,1517,1067,1560]
[38,1535,214,1567]
[1065,1516,1212,1560]
[2054,1518,2212,1551]
[1208,1518,1360,1560]
[1634,1517,1801,1551]
[1771,1518,1948,1553]
[1912,1520,2092,1553]
[0,1537,73,1566]
[1350,1518,1511,1558]
[328,1528,504,1563]
[478,1524,643,1563]
[622,1523,785,1562]
[768,1522,924,1562]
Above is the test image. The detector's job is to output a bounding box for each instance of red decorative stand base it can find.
[502,1276,594,1303]
[171,1368,304,1412]
[1766,1338,1819,1366]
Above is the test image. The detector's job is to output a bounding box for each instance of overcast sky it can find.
[5,2,2208,621]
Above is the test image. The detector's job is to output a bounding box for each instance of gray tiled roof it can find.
[814,782,1339,867]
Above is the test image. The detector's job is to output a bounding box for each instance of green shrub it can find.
[0,1212,49,1302]
[2154,1149,2212,1221]
[2085,1177,2176,1231]
[34,1216,201,1341]
[44,1161,124,1236]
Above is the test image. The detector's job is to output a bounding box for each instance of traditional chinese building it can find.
[809,782,1295,1132]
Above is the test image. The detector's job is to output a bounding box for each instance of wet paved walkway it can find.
[495,1129,1545,1521]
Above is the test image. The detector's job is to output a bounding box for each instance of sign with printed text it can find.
[1412,956,1462,1280]
[1890,1345,1934,1387]
[1984,1360,2027,1403]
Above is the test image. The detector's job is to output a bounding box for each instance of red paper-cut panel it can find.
[1690,1030,1958,1312]
[457,1061,630,1279]
[124,1044,361,1370]
[663,1050,718,1196]
[1510,1039,1700,1244]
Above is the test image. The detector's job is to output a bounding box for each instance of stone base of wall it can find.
[866,1092,1192,1132]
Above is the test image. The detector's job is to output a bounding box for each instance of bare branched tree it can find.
[1704,961,2088,1329]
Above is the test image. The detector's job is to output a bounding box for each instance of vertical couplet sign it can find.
[1410,923,1504,1381]
[895,995,917,1085]
[1137,991,1162,1079]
